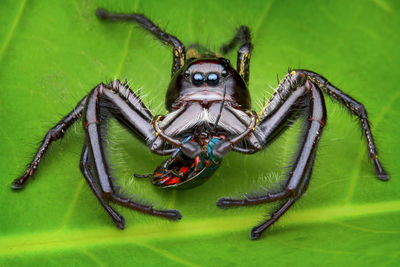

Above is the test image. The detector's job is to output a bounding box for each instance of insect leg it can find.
[220,26,252,84]
[12,96,87,189]
[299,70,389,180]
[80,143,125,229]
[96,9,185,76]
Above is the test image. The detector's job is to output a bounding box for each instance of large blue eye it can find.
[207,73,219,86]
[192,73,204,86]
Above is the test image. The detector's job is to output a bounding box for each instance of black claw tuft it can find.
[377,171,390,181]
[216,197,231,208]
[96,8,109,19]
[167,209,182,220]
[250,226,263,240]
[115,215,126,229]
[11,180,26,190]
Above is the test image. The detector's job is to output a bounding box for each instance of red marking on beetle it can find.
[194,156,200,166]
[179,166,188,174]
[167,177,181,185]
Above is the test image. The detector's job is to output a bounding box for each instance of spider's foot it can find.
[216,197,243,208]
[96,8,110,19]
[11,175,29,190]
[113,214,126,229]
[154,209,182,221]
[373,158,390,181]
[11,181,25,190]
[250,224,266,240]
[377,171,389,181]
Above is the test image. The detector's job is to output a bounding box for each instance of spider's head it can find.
[166,58,251,111]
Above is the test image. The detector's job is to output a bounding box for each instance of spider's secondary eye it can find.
[221,69,228,77]
[184,70,190,78]
[206,73,219,86]
[192,73,204,86]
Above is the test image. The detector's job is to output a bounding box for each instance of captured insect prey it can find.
[12,8,389,240]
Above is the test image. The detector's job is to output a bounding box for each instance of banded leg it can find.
[251,152,316,239]
[12,96,87,189]
[218,81,326,206]
[300,70,389,180]
[80,144,125,229]
[96,9,185,76]
[244,69,388,180]
[251,84,325,239]
[84,82,182,220]
[219,69,388,238]
[220,26,252,84]
[219,81,326,239]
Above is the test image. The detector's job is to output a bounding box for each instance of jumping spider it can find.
[12,9,389,240]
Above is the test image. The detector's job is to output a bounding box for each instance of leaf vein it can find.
[0,0,26,60]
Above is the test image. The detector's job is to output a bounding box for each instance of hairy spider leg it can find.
[251,82,326,239]
[219,81,326,239]
[220,25,252,84]
[83,82,182,220]
[96,9,185,76]
[11,96,87,189]
[11,80,150,190]
[300,70,389,180]
[217,81,325,204]
[253,70,389,179]
[250,151,315,239]
[218,69,388,239]
[80,144,126,228]
[225,69,388,179]
[82,142,181,222]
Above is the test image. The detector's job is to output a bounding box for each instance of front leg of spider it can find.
[217,71,389,239]
[80,144,125,228]
[83,82,182,222]
[13,79,182,228]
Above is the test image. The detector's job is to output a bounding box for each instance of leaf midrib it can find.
[1,200,399,256]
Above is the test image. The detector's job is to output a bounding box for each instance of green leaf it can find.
[1,0,399,265]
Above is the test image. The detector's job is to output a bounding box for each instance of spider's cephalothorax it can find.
[12,9,389,240]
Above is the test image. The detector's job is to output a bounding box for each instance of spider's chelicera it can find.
[12,9,389,240]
